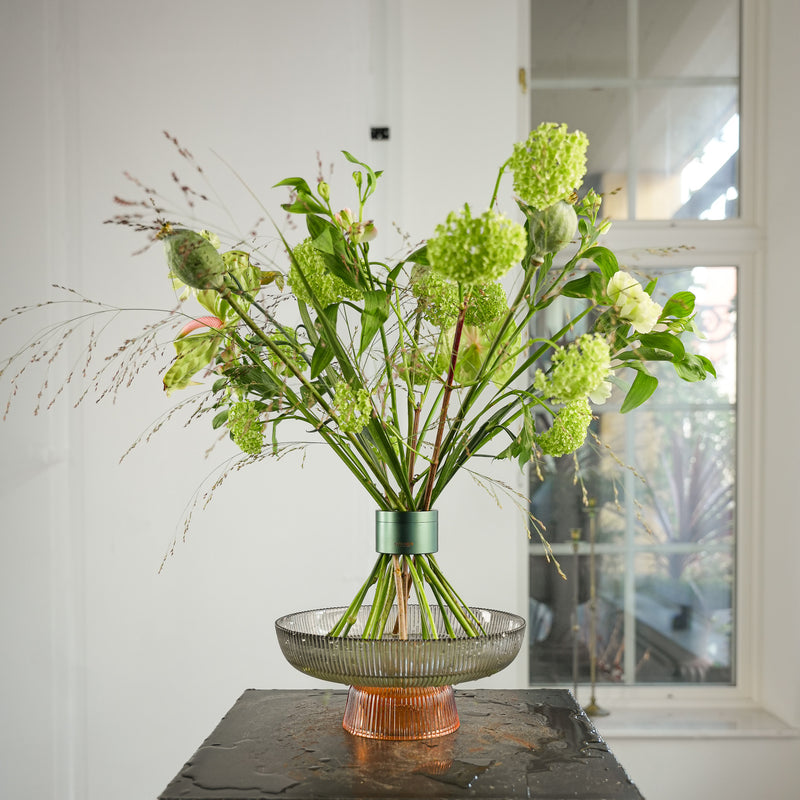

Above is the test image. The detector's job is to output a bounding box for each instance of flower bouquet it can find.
[145,122,711,640]
[2,122,713,736]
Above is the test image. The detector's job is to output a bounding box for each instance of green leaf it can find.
[359,290,391,355]
[561,271,605,300]
[163,332,223,396]
[211,377,228,393]
[406,244,429,266]
[661,291,696,319]
[306,215,339,254]
[385,262,405,293]
[273,176,315,194]
[621,347,675,362]
[506,404,536,468]
[620,367,659,413]
[211,410,229,429]
[582,246,619,283]
[674,353,714,382]
[637,332,686,360]
[305,216,363,292]
[281,190,328,215]
[696,353,716,377]
[310,305,339,378]
[225,364,282,398]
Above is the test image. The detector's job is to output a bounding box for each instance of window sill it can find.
[590,704,799,740]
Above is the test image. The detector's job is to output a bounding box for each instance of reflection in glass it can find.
[638,0,740,79]
[528,267,736,685]
[633,549,733,683]
[530,554,626,685]
[636,87,739,219]
[531,0,628,79]
[529,0,741,220]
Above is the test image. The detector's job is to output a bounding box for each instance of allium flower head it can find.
[227,401,264,455]
[534,334,611,404]
[334,380,372,434]
[510,123,589,210]
[411,266,509,329]
[426,205,526,285]
[536,398,592,457]
[607,271,663,334]
[288,238,363,308]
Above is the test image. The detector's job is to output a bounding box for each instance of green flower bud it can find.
[317,181,330,201]
[526,200,578,265]
[350,220,377,244]
[161,227,227,290]
[163,330,223,396]
[434,320,520,388]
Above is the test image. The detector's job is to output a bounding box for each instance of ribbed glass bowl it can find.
[275,605,526,688]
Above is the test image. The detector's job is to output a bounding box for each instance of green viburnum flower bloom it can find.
[533,334,611,404]
[411,266,509,329]
[426,205,526,285]
[333,380,372,434]
[227,400,264,455]
[510,122,589,210]
[607,271,663,334]
[537,398,592,457]
[288,238,363,308]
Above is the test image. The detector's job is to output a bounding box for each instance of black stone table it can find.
[159,689,643,799]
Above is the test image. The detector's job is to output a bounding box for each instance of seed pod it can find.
[527,200,578,265]
[163,228,227,290]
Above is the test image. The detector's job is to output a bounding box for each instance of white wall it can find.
[1,1,798,799]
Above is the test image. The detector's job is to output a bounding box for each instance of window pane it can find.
[531,0,629,79]
[636,87,739,219]
[530,0,741,221]
[530,554,628,685]
[634,548,733,683]
[639,0,740,79]
[529,266,736,686]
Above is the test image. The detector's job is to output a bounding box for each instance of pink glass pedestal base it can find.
[342,685,460,740]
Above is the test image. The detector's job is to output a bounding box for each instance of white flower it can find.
[588,380,612,405]
[607,271,663,334]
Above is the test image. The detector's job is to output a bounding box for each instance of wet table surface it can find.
[158,688,644,799]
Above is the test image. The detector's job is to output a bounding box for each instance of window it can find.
[530,0,740,221]
[527,0,741,686]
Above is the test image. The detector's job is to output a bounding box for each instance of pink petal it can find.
[178,315,224,338]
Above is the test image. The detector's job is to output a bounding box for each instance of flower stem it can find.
[420,302,468,510]
[392,555,408,639]
[327,555,384,637]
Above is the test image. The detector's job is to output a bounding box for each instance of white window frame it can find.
[517,0,765,708]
